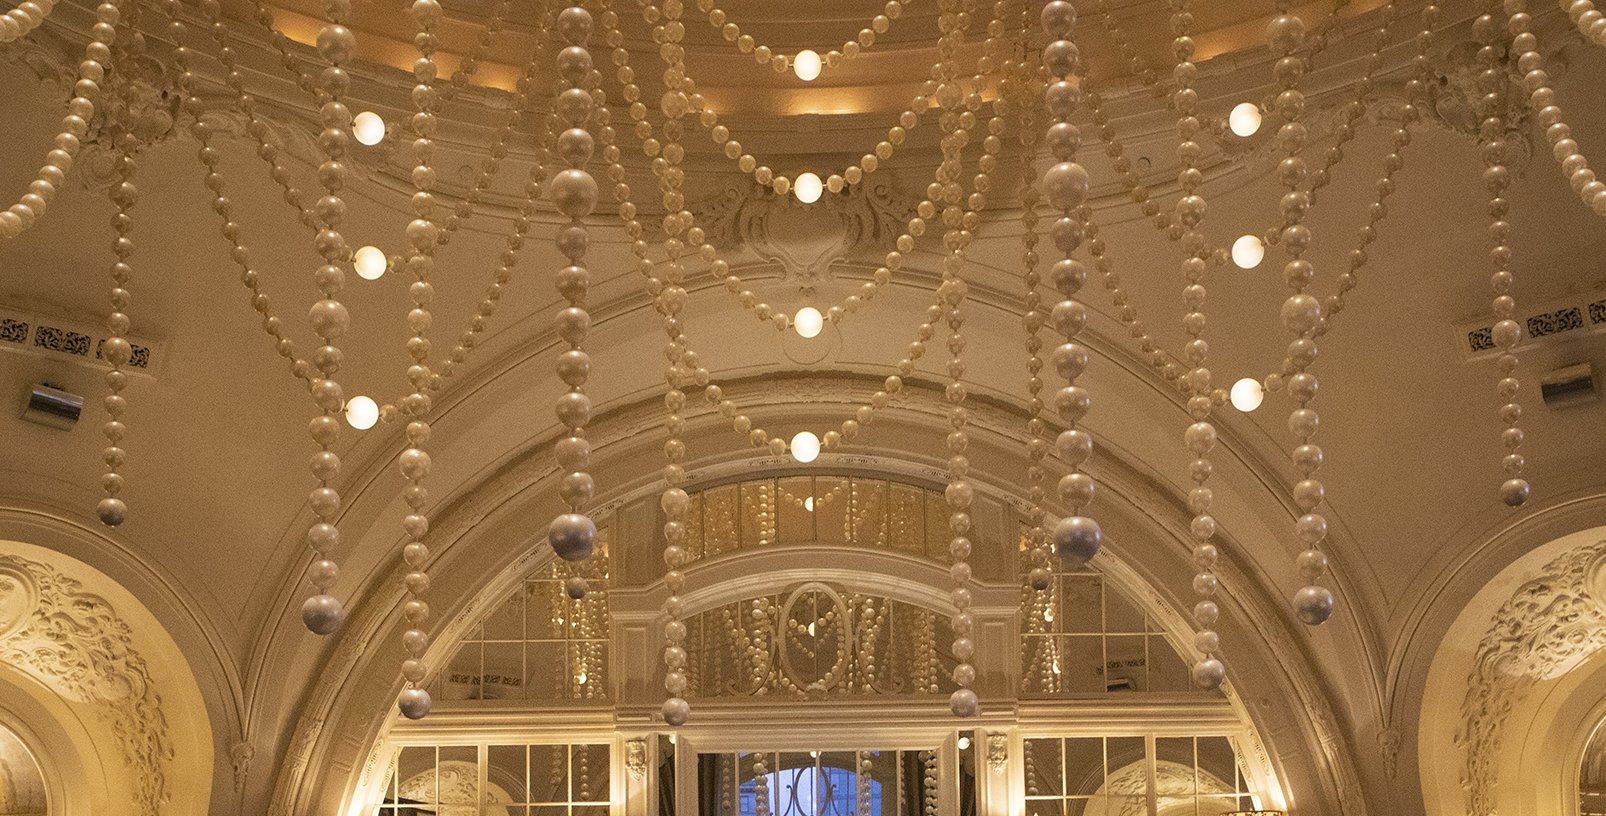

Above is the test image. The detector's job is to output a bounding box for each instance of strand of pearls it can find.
[0,1,122,241]
[297,0,360,638]
[649,0,696,731]
[1258,2,1400,255]
[439,0,515,102]
[1264,2,1341,628]
[752,752,771,816]
[1007,0,1054,594]
[0,0,55,43]
[694,0,909,75]
[1164,0,1229,691]
[1481,4,1531,507]
[393,0,447,721]
[1507,0,1606,217]
[545,5,604,588]
[1090,0,1163,98]
[1562,0,1606,46]
[96,133,139,528]
[603,0,1002,453]
[1039,1,1104,590]
[205,1,319,232]
[187,1,320,394]
[937,0,981,720]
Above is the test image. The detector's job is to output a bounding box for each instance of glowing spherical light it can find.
[1231,377,1265,412]
[1231,234,1265,269]
[344,395,380,429]
[354,245,388,280]
[790,431,821,463]
[793,49,822,81]
[353,111,386,146]
[804,496,815,512]
[794,306,824,338]
[957,736,972,750]
[1229,102,1262,137]
[794,171,824,204]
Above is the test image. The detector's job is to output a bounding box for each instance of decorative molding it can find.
[984,733,1008,774]
[0,554,173,816]
[1455,538,1606,815]
[625,737,648,782]
[691,178,915,287]
[230,740,256,795]
[1378,726,1401,780]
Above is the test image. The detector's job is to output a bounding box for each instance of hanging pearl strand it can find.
[1163,0,1229,691]
[1039,1,1104,584]
[1263,2,1340,627]
[96,133,139,528]
[0,0,56,44]
[1258,1,1399,256]
[606,0,1003,449]
[1562,0,1606,46]
[0,1,122,241]
[297,0,361,638]
[392,0,447,721]
[545,5,604,591]
[1479,5,1531,507]
[1013,8,1054,595]
[651,0,696,731]
[1505,0,1606,217]
[936,0,981,720]
[694,0,910,74]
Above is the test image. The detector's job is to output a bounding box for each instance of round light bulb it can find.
[957,736,972,750]
[1231,378,1265,412]
[576,671,588,685]
[790,431,821,463]
[804,496,815,512]
[1229,102,1262,137]
[353,111,386,146]
[1231,234,1265,269]
[794,306,824,339]
[345,395,380,429]
[354,245,388,280]
[794,171,823,204]
[793,49,822,81]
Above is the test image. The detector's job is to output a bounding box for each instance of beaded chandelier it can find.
[0,0,1593,725]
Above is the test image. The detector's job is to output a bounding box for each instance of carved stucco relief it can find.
[0,554,174,816]
[1455,538,1606,815]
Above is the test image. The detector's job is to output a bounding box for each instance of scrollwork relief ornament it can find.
[0,554,173,816]
[691,177,916,288]
[625,737,648,781]
[1456,538,1606,815]
[1420,40,1538,171]
[985,733,1008,774]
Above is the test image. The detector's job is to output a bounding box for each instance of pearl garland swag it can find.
[0,0,1588,724]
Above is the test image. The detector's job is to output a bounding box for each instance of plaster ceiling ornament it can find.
[691,177,916,289]
[985,733,1008,774]
[0,554,173,816]
[625,737,647,781]
[1455,538,1606,815]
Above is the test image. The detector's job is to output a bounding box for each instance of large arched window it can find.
[356,474,1282,816]
[0,722,47,816]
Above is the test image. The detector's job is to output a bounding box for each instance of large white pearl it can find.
[397,687,432,720]
[948,688,979,717]
[1292,585,1335,625]
[302,593,345,634]
[1052,515,1101,561]
[549,512,597,561]
[1191,657,1226,690]
[662,696,690,726]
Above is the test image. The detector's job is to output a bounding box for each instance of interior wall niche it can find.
[0,539,213,816]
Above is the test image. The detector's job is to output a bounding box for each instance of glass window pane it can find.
[483,589,524,641]
[1062,738,1102,796]
[1059,575,1101,634]
[571,744,608,802]
[775,476,816,545]
[441,642,484,701]
[488,745,528,805]
[1061,635,1104,693]
[397,747,438,804]
[1148,636,1192,693]
[1025,738,1063,798]
[1104,635,1148,692]
[1196,737,1238,794]
[1103,586,1146,634]
[481,641,524,700]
